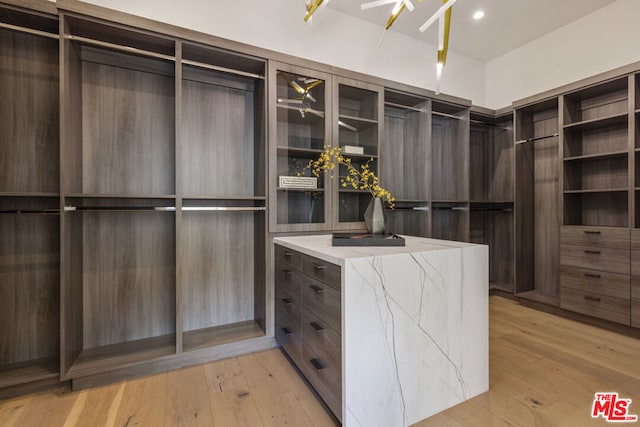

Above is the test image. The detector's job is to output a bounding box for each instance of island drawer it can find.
[301,342,342,422]
[302,308,341,372]
[560,244,630,275]
[275,244,302,271]
[275,267,303,301]
[302,277,341,333]
[561,226,630,249]
[560,287,630,325]
[301,254,341,290]
[275,321,302,365]
[560,266,630,300]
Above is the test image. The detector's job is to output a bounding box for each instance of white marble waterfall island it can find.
[273,235,488,427]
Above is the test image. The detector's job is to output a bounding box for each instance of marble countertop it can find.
[273,234,484,266]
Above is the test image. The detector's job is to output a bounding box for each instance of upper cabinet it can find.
[268,63,332,232]
[333,77,383,230]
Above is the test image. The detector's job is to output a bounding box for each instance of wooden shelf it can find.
[0,358,59,389]
[277,187,324,192]
[564,150,628,162]
[183,320,264,353]
[564,188,628,194]
[67,334,176,378]
[0,192,59,198]
[338,150,378,160]
[182,195,267,201]
[338,114,378,131]
[276,146,324,159]
[563,112,628,130]
[65,193,176,199]
[276,104,325,125]
[516,290,560,307]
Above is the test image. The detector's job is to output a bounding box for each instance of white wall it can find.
[485,0,640,109]
[80,0,486,105]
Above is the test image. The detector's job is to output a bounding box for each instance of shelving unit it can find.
[0,3,60,392]
[179,42,267,353]
[334,78,383,230]
[269,63,331,231]
[382,90,430,237]
[469,111,514,292]
[514,98,561,304]
[562,77,630,228]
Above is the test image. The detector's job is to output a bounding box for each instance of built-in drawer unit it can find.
[274,244,342,421]
[630,230,640,328]
[560,244,630,275]
[560,226,631,325]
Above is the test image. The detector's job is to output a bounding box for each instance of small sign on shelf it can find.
[279,176,318,189]
[342,145,365,155]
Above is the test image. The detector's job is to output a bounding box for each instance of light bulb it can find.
[473,10,485,20]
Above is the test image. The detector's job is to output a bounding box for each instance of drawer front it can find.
[560,287,630,325]
[275,266,303,302]
[561,226,629,249]
[631,229,640,252]
[631,251,640,277]
[275,244,302,271]
[275,289,302,336]
[560,244,630,275]
[560,266,630,300]
[275,320,303,365]
[302,277,341,333]
[300,343,342,422]
[302,308,341,374]
[301,254,341,290]
[632,279,640,328]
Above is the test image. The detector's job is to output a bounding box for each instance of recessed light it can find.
[473,10,485,20]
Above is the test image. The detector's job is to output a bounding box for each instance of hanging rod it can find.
[432,110,465,120]
[384,101,426,113]
[470,207,513,212]
[391,206,430,211]
[515,133,559,145]
[64,34,175,62]
[432,206,468,211]
[182,206,266,212]
[0,209,60,214]
[182,59,264,80]
[0,22,58,40]
[64,206,176,211]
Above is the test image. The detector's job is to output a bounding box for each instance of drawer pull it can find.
[281,327,292,336]
[584,272,601,278]
[584,295,601,302]
[313,264,327,270]
[583,230,601,235]
[282,269,292,276]
[310,321,324,332]
[310,285,325,294]
[584,250,601,255]
[281,298,293,305]
[310,358,325,371]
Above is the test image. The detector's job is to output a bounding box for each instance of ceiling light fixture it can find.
[473,10,484,20]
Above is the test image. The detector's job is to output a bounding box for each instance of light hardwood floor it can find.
[1,296,639,426]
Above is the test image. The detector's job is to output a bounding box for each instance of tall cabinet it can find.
[0,2,60,393]
[58,11,269,385]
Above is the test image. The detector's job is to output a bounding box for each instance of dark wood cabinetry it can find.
[0,2,60,394]
[274,245,342,421]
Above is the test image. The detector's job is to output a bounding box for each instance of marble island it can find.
[273,235,488,427]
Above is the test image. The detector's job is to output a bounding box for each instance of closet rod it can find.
[432,110,465,120]
[391,206,430,211]
[64,206,176,211]
[182,206,266,212]
[432,206,468,211]
[182,59,264,80]
[64,35,175,62]
[384,101,426,113]
[470,208,513,212]
[0,22,58,39]
[515,133,559,145]
[0,209,60,214]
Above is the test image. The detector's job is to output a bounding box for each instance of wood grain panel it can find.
[469,123,490,201]
[181,77,255,197]
[301,254,340,290]
[301,278,341,334]
[515,141,534,293]
[560,244,630,275]
[470,210,513,288]
[181,211,255,331]
[432,115,468,201]
[386,209,430,237]
[81,211,176,348]
[0,214,59,365]
[560,287,630,325]
[560,226,629,249]
[301,309,341,376]
[432,207,469,242]
[564,156,627,191]
[81,59,175,195]
[560,265,630,299]
[632,279,640,328]
[0,29,59,193]
[300,343,342,422]
[564,192,628,227]
[274,244,302,271]
[630,229,640,252]
[534,137,560,297]
[564,123,628,157]
[491,117,514,202]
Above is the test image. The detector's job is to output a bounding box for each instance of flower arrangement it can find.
[299,146,395,208]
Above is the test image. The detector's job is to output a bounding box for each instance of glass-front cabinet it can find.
[269,63,332,232]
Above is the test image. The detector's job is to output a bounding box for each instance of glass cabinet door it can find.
[269,63,332,232]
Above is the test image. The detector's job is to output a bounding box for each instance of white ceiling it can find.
[326,0,618,61]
